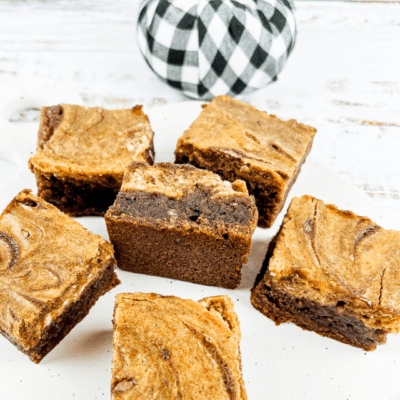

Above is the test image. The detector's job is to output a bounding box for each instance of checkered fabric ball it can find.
[137,0,296,99]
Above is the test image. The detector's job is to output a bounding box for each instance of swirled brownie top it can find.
[0,190,115,350]
[111,293,247,400]
[268,195,400,331]
[176,95,317,181]
[29,104,154,178]
[121,162,249,200]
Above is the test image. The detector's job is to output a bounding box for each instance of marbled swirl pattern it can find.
[112,293,247,400]
[29,104,154,178]
[268,195,400,331]
[0,190,114,350]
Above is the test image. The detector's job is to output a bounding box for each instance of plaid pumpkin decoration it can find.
[137,0,297,99]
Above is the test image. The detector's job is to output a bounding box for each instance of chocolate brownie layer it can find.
[251,195,400,350]
[29,104,154,216]
[112,189,254,226]
[107,217,248,289]
[253,281,386,351]
[106,163,257,289]
[35,172,121,217]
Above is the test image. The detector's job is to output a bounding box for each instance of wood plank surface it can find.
[0,0,399,227]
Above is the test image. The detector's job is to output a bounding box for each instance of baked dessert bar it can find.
[251,195,400,351]
[111,293,247,399]
[0,190,120,363]
[175,95,316,228]
[105,162,257,289]
[29,104,154,216]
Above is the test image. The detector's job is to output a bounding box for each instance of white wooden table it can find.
[0,0,399,229]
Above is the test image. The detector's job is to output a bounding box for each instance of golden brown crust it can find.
[111,293,247,400]
[29,104,154,181]
[264,195,400,333]
[0,190,117,352]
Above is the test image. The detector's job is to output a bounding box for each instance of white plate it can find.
[0,80,399,400]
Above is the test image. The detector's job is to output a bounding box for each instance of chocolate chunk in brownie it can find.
[251,195,400,351]
[105,162,257,289]
[175,95,316,228]
[111,293,247,399]
[29,104,155,216]
[0,190,120,363]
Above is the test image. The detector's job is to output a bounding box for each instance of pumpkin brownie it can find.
[251,195,400,351]
[0,190,119,363]
[175,95,316,228]
[105,162,257,289]
[29,104,154,216]
[111,293,247,399]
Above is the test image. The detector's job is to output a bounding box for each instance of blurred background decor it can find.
[137,0,296,98]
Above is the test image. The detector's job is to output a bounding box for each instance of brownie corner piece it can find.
[0,189,119,363]
[175,95,317,228]
[251,194,400,351]
[111,293,247,399]
[105,162,258,289]
[28,104,154,216]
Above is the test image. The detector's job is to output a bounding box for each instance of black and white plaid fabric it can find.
[137,0,296,99]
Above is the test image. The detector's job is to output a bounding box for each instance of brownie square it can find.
[111,293,247,399]
[29,104,155,216]
[175,95,317,228]
[0,190,120,363]
[105,162,257,289]
[251,195,400,351]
